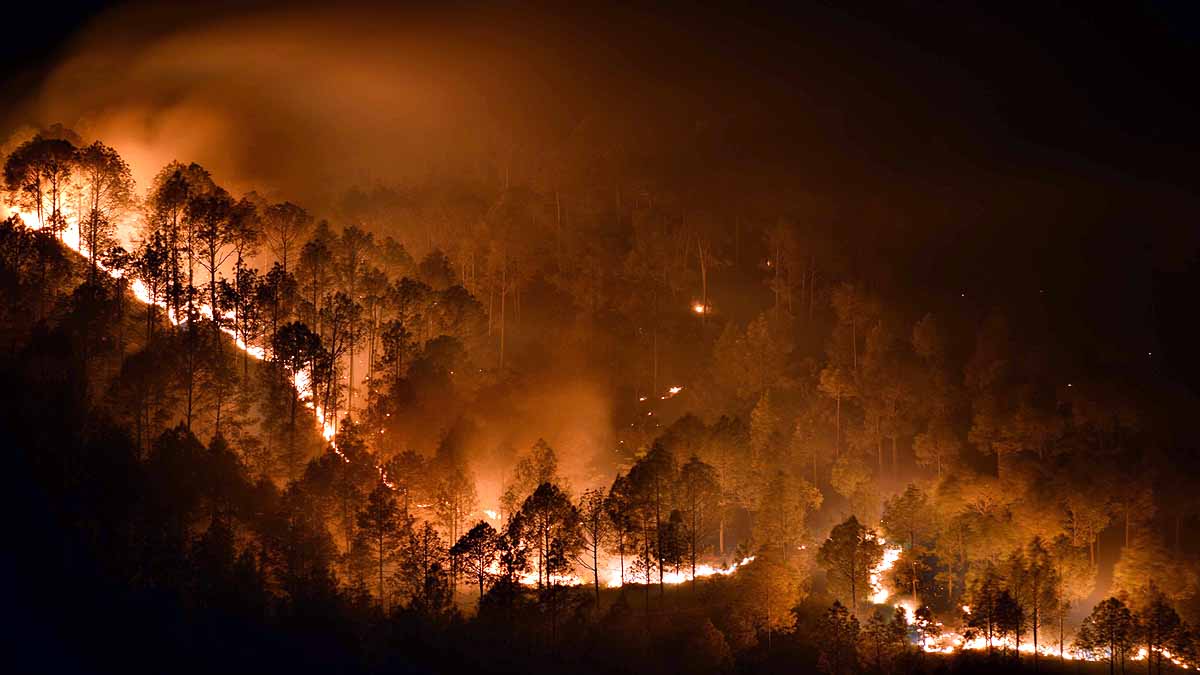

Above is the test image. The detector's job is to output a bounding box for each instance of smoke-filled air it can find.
[2,2,1199,674]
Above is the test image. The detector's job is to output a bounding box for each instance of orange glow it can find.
[865,534,1188,665]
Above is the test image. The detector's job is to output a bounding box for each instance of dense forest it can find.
[2,114,1199,675]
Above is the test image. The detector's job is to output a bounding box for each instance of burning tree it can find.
[625,443,679,600]
[861,606,908,672]
[272,321,324,480]
[451,521,499,601]
[575,487,610,609]
[753,468,822,563]
[261,201,312,276]
[818,515,884,616]
[510,482,580,588]
[1137,594,1183,675]
[500,438,560,520]
[1005,537,1061,666]
[3,132,78,237]
[679,456,720,585]
[1075,597,1137,674]
[75,141,135,278]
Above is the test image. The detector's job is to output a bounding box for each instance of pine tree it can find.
[818,601,861,675]
[450,521,499,601]
[1137,594,1182,675]
[354,482,405,610]
[818,515,884,616]
[1076,597,1137,675]
[575,488,610,608]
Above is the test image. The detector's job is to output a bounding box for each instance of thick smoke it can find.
[2,0,639,493]
[5,0,1197,497]
[3,2,598,205]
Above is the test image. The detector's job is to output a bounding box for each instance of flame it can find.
[653,556,754,586]
[19,202,1194,671]
[482,555,756,590]
[8,209,349,451]
[596,554,755,588]
[868,537,903,604]
[865,533,1196,667]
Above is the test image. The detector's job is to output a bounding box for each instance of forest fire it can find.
[2,5,1196,674]
[654,556,755,586]
[868,538,903,604]
[491,555,757,590]
[11,205,342,448]
[865,534,1198,668]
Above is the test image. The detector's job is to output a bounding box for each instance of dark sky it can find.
[5,2,1196,173]
[2,0,1198,391]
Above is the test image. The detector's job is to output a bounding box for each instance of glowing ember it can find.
[599,554,754,588]
[660,385,683,400]
[483,555,757,590]
[691,302,707,314]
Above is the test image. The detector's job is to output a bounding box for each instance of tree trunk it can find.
[1060,603,1065,659]
[347,343,355,420]
[1125,508,1131,549]
[655,480,664,599]
[809,260,815,322]
[1033,603,1039,671]
[850,558,857,617]
[185,336,195,431]
[698,240,708,327]
[499,262,506,369]
[877,431,883,478]
[289,389,298,481]
[618,533,625,587]
[891,436,898,477]
[719,513,725,555]
[851,317,857,372]
[690,507,698,592]
[835,393,842,458]
[652,326,659,397]
[214,384,223,437]
[593,540,601,610]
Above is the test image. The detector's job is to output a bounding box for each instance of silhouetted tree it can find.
[451,521,498,601]
[1075,597,1137,675]
[354,481,406,610]
[818,601,861,675]
[818,516,884,616]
